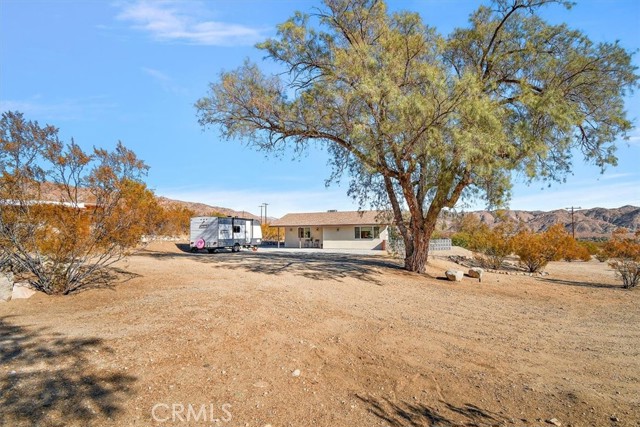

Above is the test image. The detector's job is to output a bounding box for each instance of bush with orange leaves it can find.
[1,111,154,294]
[602,228,640,289]
[512,224,580,272]
[261,224,282,242]
[151,204,196,237]
[454,213,516,269]
[562,240,592,262]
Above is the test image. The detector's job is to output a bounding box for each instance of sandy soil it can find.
[1,241,638,427]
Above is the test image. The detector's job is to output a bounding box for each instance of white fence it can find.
[387,235,452,257]
[429,238,452,251]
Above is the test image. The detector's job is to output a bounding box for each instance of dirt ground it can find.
[1,241,638,427]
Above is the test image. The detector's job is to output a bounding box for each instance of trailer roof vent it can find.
[327,209,338,212]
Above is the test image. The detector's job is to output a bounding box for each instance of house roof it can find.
[272,210,389,227]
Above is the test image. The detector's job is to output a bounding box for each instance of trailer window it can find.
[233,225,241,233]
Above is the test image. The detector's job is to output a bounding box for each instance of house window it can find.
[355,226,381,239]
[298,227,311,238]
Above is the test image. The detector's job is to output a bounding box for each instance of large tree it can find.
[196,0,637,272]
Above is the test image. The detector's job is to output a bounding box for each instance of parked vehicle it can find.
[190,216,262,253]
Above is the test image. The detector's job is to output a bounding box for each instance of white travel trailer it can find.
[190,216,262,253]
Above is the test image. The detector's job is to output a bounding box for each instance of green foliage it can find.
[578,240,601,256]
[451,232,472,249]
[0,111,150,294]
[196,0,638,273]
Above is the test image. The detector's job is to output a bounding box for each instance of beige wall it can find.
[283,225,388,250]
[283,226,323,248]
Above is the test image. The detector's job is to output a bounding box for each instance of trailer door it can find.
[232,220,246,243]
[219,220,233,247]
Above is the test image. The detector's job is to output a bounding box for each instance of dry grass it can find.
[1,241,638,426]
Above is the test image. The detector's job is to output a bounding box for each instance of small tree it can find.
[603,228,640,289]
[0,111,151,294]
[512,224,574,272]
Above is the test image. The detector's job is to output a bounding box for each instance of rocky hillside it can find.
[35,183,261,220]
[159,194,638,238]
[33,184,638,236]
[156,197,261,221]
[458,205,640,238]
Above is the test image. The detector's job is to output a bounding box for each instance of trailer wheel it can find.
[233,243,240,252]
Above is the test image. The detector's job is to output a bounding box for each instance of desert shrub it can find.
[261,224,282,242]
[512,224,575,272]
[602,229,640,289]
[476,221,516,269]
[451,231,472,249]
[0,111,152,294]
[454,213,515,269]
[578,240,600,256]
[152,204,195,236]
[563,239,592,262]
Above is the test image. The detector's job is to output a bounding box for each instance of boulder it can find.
[0,273,13,302]
[445,270,464,282]
[468,267,484,282]
[11,283,36,300]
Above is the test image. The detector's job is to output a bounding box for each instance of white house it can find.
[271,210,389,250]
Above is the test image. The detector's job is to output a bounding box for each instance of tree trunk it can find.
[404,229,429,272]
[403,217,438,273]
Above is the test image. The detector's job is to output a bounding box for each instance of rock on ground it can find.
[468,267,484,281]
[0,273,14,302]
[11,283,36,300]
[445,270,464,282]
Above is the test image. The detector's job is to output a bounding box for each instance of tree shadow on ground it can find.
[537,277,622,290]
[0,316,136,426]
[206,252,405,285]
[357,394,506,427]
[67,267,142,294]
[135,245,411,286]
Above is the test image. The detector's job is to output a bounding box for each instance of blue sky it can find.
[1,0,638,217]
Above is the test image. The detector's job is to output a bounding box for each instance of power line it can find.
[565,206,582,239]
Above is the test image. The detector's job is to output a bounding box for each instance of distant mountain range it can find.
[449,205,640,238]
[31,184,640,237]
[156,197,262,221]
[160,195,639,238]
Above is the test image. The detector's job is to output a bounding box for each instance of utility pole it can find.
[565,206,582,239]
[259,205,264,223]
[263,203,269,224]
